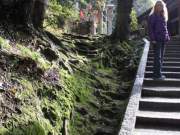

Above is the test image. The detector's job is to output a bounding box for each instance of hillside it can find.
[0,22,143,135]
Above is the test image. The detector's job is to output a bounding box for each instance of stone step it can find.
[166,40,180,43]
[146,66,180,72]
[133,39,180,134]
[167,40,180,42]
[163,48,180,51]
[139,97,180,111]
[148,57,180,62]
[166,42,180,45]
[148,53,180,58]
[147,61,180,66]
[166,44,180,46]
[165,44,180,47]
[149,47,180,51]
[149,52,180,56]
[134,128,180,135]
[149,50,180,53]
[143,78,180,87]
[135,111,180,135]
[142,86,180,98]
[149,46,180,50]
[136,111,180,126]
[164,48,180,51]
[145,71,180,78]
[170,36,180,40]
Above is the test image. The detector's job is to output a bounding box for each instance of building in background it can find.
[73,0,117,35]
[106,2,116,35]
[98,0,116,35]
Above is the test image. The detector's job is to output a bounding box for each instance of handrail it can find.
[118,39,150,135]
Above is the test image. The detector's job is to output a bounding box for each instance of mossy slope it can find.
[0,25,143,135]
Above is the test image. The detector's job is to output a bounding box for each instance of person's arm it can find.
[148,15,156,43]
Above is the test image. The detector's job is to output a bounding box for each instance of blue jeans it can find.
[153,41,165,78]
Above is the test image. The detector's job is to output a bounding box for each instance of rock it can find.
[42,107,57,127]
[98,109,117,119]
[44,68,60,85]
[76,107,88,115]
[41,47,58,61]
[15,57,44,77]
[93,89,101,97]
[0,82,11,92]
[88,100,100,109]
[0,82,4,91]
[102,91,125,100]
[68,59,79,65]
[97,93,113,103]
[59,60,73,74]
[0,89,22,125]
[89,115,98,123]
[94,127,114,135]
[75,95,80,102]
[99,117,118,127]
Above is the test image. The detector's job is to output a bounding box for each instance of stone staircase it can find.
[134,37,180,135]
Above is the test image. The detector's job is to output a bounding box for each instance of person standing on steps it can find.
[148,0,170,80]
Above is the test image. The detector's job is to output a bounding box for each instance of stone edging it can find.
[118,39,150,135]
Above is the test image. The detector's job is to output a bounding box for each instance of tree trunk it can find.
[32,0,49,28]
[111,0,133,42]
[0,0,48,28]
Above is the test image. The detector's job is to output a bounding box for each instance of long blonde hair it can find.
[149,0,168,22]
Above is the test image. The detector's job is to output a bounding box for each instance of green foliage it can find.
[0,37,11,50]
[45,0,79,28]
[130,8,138,32]
[79,0,89,7]
[93,0,106,10]
[6,122,46,135]
[0,127,8,135]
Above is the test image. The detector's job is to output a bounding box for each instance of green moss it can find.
[3,121,49,135]
[8,122,45,135]
[4,104,53,135]
[17,44,51,70]
[2,67,95,135]
[2,77,54,135]
[0,37,11,51]
[70,112,96,135]
[0,127,8,135]
[0,36,51,70]
[61,70,93,104]
[15,78,35,100]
